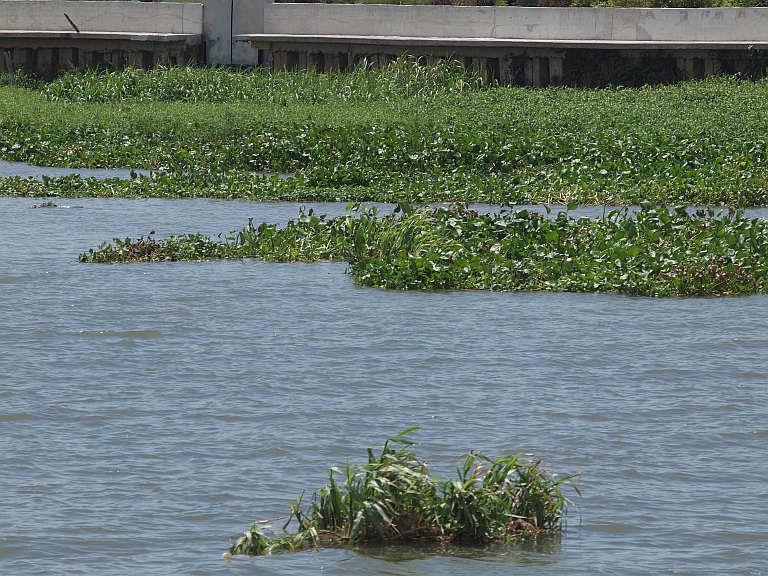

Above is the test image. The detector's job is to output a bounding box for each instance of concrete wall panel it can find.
[0,1,202,35]
[203,0,230,63]
[261,4,768,43]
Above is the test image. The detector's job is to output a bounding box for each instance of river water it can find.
[1,197,767,576]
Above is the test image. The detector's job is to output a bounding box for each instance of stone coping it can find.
[0,31,202,44]
[235,33,768,51]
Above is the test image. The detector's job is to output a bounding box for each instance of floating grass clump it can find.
[81,203,768,296]
[3,72,768,205]
[230,428,577,556]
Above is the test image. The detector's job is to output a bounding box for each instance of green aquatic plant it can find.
[81,203,768,297]
[229,428,578,556]
[41,57,485,104]
[3,74,768,205]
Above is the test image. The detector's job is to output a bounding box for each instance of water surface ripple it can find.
[0,198,766,575]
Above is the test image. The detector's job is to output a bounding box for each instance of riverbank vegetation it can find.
[229,428,577,556]
[2,64,768,205]
[80,203,768,296]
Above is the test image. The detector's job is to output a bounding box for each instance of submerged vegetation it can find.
[229,428,577,556]
[81,203,768,296]
[2,64,768,205]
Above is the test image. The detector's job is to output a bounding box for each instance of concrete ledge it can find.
[1,31,202,44]
[236,33,768,52]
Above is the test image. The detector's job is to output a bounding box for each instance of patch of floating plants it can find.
[227,428,578,556]
[3,67,768,205]
[81,202,768,297]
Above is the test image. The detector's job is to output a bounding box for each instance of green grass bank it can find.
[2,63,768,206]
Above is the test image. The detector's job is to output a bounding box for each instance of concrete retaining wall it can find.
[204,0,271,66]
[0,1,202,35]
[3,0,768,85]
[223,3,768,85]
[260,5,768,43]
[0,1,203,72]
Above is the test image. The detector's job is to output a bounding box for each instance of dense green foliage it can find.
[2,66,768,205]
[40,60,483,103]
[229,428,577,555]
[81,203,768,296]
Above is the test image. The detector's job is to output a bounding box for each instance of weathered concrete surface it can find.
[203,0,230,64]
[204,0,269,65]
[259,5,768,43]
[225,4,768,86]
[0,1,203,70]
[236,33,768,51]
[0,1,202,36]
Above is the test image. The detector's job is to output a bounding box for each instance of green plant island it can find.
[81,202,768,296]
[227,428,579,556]
[5,62,768,295]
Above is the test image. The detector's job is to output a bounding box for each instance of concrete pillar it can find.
[325,52,339,72]
[531,57,550,87]
[203,0,231,64]
[18,47,36,69]
[549,57,563,86]
[523,58,533,86]
[127,51,143,69]
[691,57,704,79]
[310,51,325,72]
[272,50,287,70]
[70,47,80,69]
[498,57,510,85]
[35,48,51,71]
[205,0,271,65]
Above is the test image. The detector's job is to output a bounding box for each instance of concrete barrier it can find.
[225,4,768,85]
[204,0,270,66]
[0,1,202,71]
[3,0,768,85]
[256,5,768,44]
[0,1,201,37]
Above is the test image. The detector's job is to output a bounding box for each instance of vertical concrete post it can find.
[272,50,287,70]
[233,0,271,65]
[36,47,52,71]
[549,57,563,86]
[205,0,272,65]
[203,0,233,64]
[704,58,720,76]
[326,52,339,72]
[523,58,533,86]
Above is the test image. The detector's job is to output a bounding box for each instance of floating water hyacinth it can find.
[3,71,768,205]
[80,202,768,297]
[229,428,579,556]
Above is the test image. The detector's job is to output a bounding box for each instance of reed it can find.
[230,428,578,556]
[42,57,484,104]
